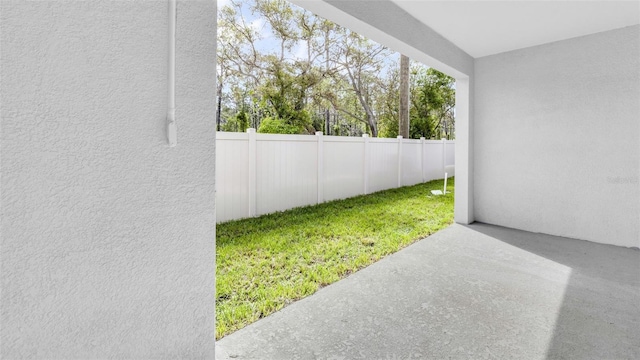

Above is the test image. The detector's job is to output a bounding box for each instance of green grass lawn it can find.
[216,177,454,339]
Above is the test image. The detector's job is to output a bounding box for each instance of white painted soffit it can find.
[392,0,640,58]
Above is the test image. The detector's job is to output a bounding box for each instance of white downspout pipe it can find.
[167,0,177,147]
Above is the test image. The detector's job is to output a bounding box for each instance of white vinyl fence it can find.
[216,129,455,223]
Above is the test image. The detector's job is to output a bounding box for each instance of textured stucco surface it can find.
[1,1,217,358]
[217,223,640,359]
[474,26,640,248]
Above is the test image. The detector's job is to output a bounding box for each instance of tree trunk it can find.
[399,54,410,138]
[216,85,223,131]
[325,109,330,135]
[367,113,378,137]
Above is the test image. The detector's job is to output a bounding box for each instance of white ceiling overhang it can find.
[391,0,640,58]
[290,0,639,76]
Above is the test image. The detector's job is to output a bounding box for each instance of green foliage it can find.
[377,68,400,138]
[257,116,305,134]
[217,0,455,137]
[220,109,251,132]
[410,106,431,139]
[236,110,249,132]
[378,117,398,138]
[412,67,455,139]
[380,67,455,139]
[216,178,455,339]
[220,120,236,132]
[259,62,316,133]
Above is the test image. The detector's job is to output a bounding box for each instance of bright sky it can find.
[221,0,318,63]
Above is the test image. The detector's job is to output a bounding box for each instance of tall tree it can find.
[412,67,455,139]
[399,54,410,138]
[323,30,390,137]
[375,67,399,138]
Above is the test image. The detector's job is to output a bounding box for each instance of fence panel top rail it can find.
[217,131,249,140]
[400,139,423,145]
[217,131,454,144]
[323,136,366,143]
[256,133,318,142]
[369,138,402,144]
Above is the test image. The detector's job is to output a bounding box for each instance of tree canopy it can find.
[217,0,455,139]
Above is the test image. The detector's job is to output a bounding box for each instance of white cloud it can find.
[249,18,263,30]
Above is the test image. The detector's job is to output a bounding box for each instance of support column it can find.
[454,76,474,225]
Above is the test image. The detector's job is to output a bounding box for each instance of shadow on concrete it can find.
[466,223,640,359]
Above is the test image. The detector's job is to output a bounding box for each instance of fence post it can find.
[362,134,369,195]
[421,137,426,183]
[248,128,257,217]
[397,135,403,187]
[441,137,447,175]
[316,131,324,204]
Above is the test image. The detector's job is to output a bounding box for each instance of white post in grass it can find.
[442,137,447,175]
[247,128,257,218]
[444,173,448,194]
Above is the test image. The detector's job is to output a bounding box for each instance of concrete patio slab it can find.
[216,223,639,360]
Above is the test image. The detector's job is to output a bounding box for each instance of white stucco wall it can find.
[1,1,217,358]
[474,26,640,248]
